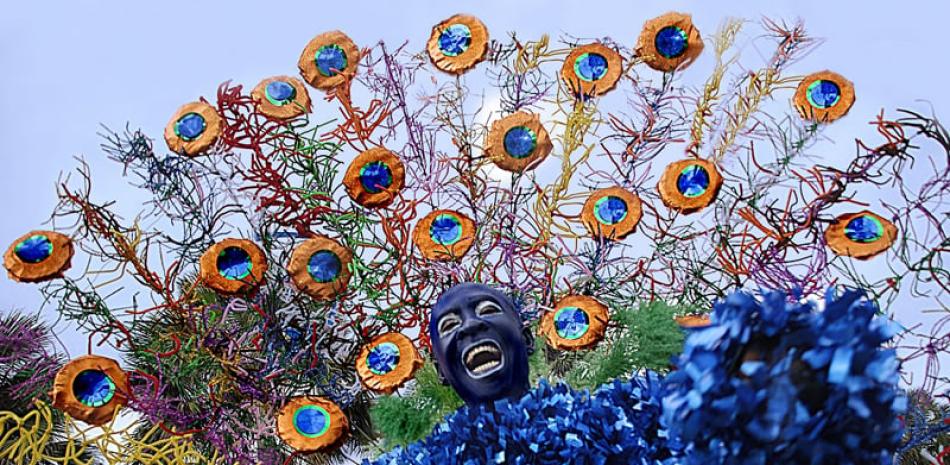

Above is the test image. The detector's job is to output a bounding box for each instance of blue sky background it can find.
[1,0,947,386]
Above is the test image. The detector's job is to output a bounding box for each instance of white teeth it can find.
[464,344,500,365]
[473,360,499,373]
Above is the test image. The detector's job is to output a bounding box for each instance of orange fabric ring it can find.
[581,186,642,241]
[251,76,312,120]
[50,355,128,426]
[657,158,723,214]
[426,14,489,75]
[343,147,406,209]
[356,332,424,394]
[412,209,476,261]
[4,230,73,283]
[539,295,610,351]
[198,238,268,295]
[163,101,223,156]
[560,43,623,98]
[298,30,360,91]
[484,111,553,172]
[276,396,349,453]
[824,211,897,260]
[288,235,353,301]
[793,70,856,123]
[636,12,704,72]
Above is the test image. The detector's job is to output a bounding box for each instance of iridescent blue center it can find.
[554,307,590,340]
[594,196,628,225]
[655,26,689,59]
[430,214,463,245]
[438,24,472,57]
[14,234,53,263]
[216,246,252,280]
[284,327,303,344]
[574,53,608,82]
[174,113,206,141]
[503,126,537,159]
[676,165,710,198]
[315,45,348,77]
[307,250,342,283]
[293,405,330,438]
[367,342,401,375]
[265,80,296,106]
[72,369,116,408]
[359,162,393,193]
[844,215,884,243]
[807,80,841,109]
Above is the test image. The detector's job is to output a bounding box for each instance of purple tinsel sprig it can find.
[0,313,63,410]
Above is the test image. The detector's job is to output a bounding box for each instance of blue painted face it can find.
[429,283,532,405]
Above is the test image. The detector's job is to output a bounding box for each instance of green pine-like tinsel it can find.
[566,300,688,389]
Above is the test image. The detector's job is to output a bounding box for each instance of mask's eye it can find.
[476,300,503,317]
[438,314,461,337]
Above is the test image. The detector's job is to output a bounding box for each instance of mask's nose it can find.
[456,314,490,340]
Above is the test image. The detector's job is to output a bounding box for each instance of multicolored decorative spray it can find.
[1,10,947,465]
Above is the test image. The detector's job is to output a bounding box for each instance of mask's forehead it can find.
[430,283,520,332]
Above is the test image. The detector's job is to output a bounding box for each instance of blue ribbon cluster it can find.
[663,287,906,465]
[368,288,905,465]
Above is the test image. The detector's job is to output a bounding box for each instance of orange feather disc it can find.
[484,111,553,173]
[50,355,128,426]
[164,101,223,156]
[356,332,424,394]
[288,235,353,301]
[824,211,897,260]
[198,238,268,295]
[560,43,623,98]
[793,70,856,123]
[276,396,349,453]
[412,209,476,261]
[298,31,360,91]
[581,187,642,241]
[343,147,406,209]
[426,14,489,74]
[636,12,704,72]
[675,314,712,329]
[539,295,610,351]
[657,158,723,214]
[3,230,73,283]
[251,76,312,120]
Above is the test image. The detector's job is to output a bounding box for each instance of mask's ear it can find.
[522,325,536,356]
[431,357,450,385]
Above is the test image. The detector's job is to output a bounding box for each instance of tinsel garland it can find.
[662,287,906,465]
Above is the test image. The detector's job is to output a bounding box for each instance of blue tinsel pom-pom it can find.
[662,287,906,465]
[367,373,679,465]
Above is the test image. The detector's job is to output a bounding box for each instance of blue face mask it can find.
[429,283,533,405]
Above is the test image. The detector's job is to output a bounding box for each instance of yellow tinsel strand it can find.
[711,24,802,162]
[0,402,225,465]
[689,18,743,156]
[534,92,599,246]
